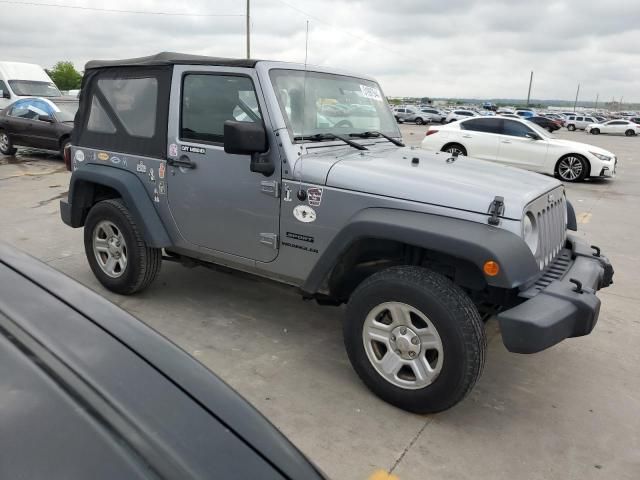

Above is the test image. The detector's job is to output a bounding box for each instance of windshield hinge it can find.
[259,233,279,249]
[488,196,505,226]
[260,180,280,198]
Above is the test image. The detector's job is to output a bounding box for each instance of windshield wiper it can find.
[293,133,368,151]
[349,131,404,147]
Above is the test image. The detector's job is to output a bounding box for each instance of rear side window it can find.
[180,74,260,145]
[96,78,157,138]
[502,119,533,137]
[461,118,502,133]
[75,67,171,158]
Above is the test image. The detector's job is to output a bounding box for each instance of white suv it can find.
[445,109,478,123]
[565,115,597,131]
[420,116,617,182]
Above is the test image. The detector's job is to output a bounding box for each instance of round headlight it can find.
[523,212,538,254]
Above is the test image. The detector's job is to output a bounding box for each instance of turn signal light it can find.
[483,260,500,277]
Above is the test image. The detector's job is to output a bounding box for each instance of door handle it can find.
[167,155,196,169]
[501,140,512,144]
[462,134,472,138]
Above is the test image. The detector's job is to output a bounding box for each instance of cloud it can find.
[1,0,638,102]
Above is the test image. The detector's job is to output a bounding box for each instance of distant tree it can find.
[48,61,83,91]
[420,97,431,105]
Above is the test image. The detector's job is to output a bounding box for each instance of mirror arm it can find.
[250,152,275,176]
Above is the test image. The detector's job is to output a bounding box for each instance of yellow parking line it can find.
[577,212,592,224]
[369,470,400,480]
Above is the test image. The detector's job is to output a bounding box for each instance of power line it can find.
[0,0,245,17]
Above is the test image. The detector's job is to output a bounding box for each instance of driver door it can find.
[496,119,548,169]
[166,66,280,262]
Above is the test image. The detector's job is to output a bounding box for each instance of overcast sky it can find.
[2,0,638,102]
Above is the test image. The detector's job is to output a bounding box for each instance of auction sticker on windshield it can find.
[360,84,382,101]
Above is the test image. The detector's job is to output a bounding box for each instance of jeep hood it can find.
[297,145,562,220]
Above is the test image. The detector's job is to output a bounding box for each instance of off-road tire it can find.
[344,266,486,413]
[84,199,162,294]
[0,130,17,155]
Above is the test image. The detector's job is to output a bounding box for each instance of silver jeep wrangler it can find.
[61,52,614,413]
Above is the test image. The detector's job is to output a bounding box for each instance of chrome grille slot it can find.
[525,187,567,270]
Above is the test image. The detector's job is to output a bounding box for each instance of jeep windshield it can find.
[269,69,400,142]
[8,80,62,97]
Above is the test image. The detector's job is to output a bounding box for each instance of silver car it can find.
[393,106,430,125]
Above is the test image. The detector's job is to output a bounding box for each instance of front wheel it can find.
[556,155,588,182]
[0,131,17,155]
[591,128,600,135]
[441,143,467,156]
[414,117,424,125]
[344,266,486,413]
[84,199,162,294]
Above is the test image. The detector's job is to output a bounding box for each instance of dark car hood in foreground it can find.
[0,243,325,480]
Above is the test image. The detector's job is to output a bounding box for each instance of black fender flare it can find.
[566,200,577,231]
[64,164,171,248]
[301,208,540,294]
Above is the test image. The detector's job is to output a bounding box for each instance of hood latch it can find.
[488,196,505,226]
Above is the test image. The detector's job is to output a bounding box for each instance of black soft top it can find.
[85,51,260,70]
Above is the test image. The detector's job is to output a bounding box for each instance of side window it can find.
[502,120,534,138]
[181,74,260,144]
[87,96,117,134]
[576,117,583,121]
[31,99,55,118]
[585,117,594,122]
[96,78,158,138]
[462,118,502,133]
[10,100,37,119]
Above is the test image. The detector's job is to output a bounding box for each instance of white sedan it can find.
[585,120,639,136]
[420,116,617,182]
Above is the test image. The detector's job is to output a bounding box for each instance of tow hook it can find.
[569,278,583,293]
[591,245,601,257]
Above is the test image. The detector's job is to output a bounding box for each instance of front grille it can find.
[527,187,567,270]
[521,250,571,298]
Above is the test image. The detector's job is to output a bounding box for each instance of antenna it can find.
[297,20,310,201]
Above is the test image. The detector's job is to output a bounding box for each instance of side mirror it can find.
[38,114,54,123]
[0,90,10,99]
[525,132,540,140]
[224,120,274,176]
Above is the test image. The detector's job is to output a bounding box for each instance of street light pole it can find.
[594,93,599,110]
[246,0,250,59]
[573,83,580,112]
[526,71,533,106]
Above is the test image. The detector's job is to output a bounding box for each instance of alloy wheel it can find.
[362,301,444,390]
[558,156,584,181]
[92,220,128,278]
[0,133,9,152]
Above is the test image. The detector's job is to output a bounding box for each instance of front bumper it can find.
[497,235,614,354]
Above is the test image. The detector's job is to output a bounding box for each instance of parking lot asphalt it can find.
[1,126,638,479]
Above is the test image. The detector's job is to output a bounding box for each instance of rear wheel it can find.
[625,129,636,136]
[59,137,71,158]
[441,143,467,156]
[0,131,17,155]
[84,199,162,294]
[344,266,486,413]
[556,155,588,182]
[567,124,576,131]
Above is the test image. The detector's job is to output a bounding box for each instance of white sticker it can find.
[360,84,382,102]
[74,150,85,162]
[169,143,178,157]
[110,156,121,165]
[153,188,160,203]
[136,160,147,173]
[293,205,316,223]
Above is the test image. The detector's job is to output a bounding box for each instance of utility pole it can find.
[573,83,580,112]
[246,0,250,59]
[620,96,624,111]
[594,93,599,110]
[526,71,533,106]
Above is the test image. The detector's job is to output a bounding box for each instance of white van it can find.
[0,61,62,109]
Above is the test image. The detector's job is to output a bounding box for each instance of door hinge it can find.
[260,180,280,198]
[259,233,279,249]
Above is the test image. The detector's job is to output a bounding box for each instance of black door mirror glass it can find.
[224,120,267,155]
